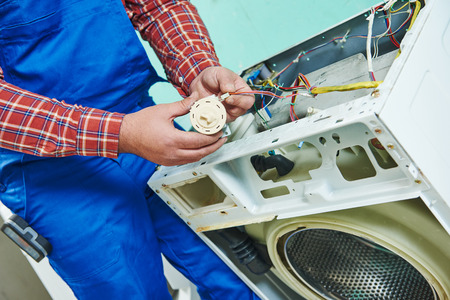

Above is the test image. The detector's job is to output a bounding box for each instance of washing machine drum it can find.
[282,228,435,299]
[247,198,450,299]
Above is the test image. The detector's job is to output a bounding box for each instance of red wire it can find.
[384,10,400,48]
[290,77,301,121]
[290,100,300,120]
[230,91,299,100]
[277,84,307,90]
[298,74,311,89]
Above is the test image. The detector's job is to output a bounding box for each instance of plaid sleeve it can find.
[125,0,220,97]
[0,78,124,158]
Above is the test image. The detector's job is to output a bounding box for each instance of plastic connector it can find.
[247,69,261,83]
[220,92,231,102]
[257,107,272,122]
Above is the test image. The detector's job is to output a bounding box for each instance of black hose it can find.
[217,228,271,275]
[251,154,295,176]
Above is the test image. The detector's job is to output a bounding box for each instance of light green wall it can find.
[190,0,380,73]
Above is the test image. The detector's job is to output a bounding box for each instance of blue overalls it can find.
[0,0,257,299]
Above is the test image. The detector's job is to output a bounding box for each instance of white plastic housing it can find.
[149,0,450,235]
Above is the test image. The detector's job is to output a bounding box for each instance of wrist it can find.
[173,51,220,96]
[118,114,133,155]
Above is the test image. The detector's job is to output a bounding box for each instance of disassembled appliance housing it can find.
[149,0,450,298]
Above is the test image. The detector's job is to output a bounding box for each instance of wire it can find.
[373,9,406,58]
[395,1,421,58]
[232,81,383,99]
[386,5,414,37]
[240,79,382,124]
[383,10,400,48]
[366,8,376,80]
[272,35,352,80]
[230,90,299,100]
[409,1,421,26]
[310,81,383,94]
[262,94,276,116]
[245,1,410,123]
[382,0,399,11]
[390,1,409,13]
[251,78,309,94]
[289,76,302,121]
[268,2,413,83]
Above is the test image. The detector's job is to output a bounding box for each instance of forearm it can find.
[125,0,220,96]
[0,79,123,158]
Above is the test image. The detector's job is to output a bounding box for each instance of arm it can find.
[125,0,220,96]
[0,69,123,158]
[0,69,224,165]
[0,1,250,164]
[0,1,228,165]
[125,0,254,120]
[118,0,254,165]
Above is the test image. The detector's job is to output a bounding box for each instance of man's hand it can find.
[119,66,252,166]
[189,66,254,122]
[118,96,226,166]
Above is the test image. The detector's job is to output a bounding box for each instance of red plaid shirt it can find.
[0,0,219,158]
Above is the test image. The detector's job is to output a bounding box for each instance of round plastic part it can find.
[190,96,227,135]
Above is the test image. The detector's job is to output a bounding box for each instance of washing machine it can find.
[148,0,450,298]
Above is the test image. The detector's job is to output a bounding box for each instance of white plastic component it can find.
[306,106,321,116]
[149,0,450,235]
[190,96,227,135]
[220,92,231,101]
[147,1,450,299]
[257,108,271,122]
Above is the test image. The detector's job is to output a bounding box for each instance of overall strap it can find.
[0,0,160,113]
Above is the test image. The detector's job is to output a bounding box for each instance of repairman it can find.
[0,0,257,299]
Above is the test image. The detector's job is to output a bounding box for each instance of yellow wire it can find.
[395,1,422,58]
[263,79,275,87]
[310,81,383,94]
[409,1,422,28]
[298,76,309,90]
[390,2,409,13]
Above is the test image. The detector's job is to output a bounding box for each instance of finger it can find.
[171,93,198,118]
[216,69,237,93]
[224,93,254,107]
[172,137,227,165]
[200,67,236,94]
[223,105,245,121]
[174,130,224,150]
[223,75,254,107]
[223,92,255,122]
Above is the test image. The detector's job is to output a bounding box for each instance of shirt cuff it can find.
[77,109,124,158]
[169,50,220,97]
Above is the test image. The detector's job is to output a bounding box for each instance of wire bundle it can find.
[240,1,421,124]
